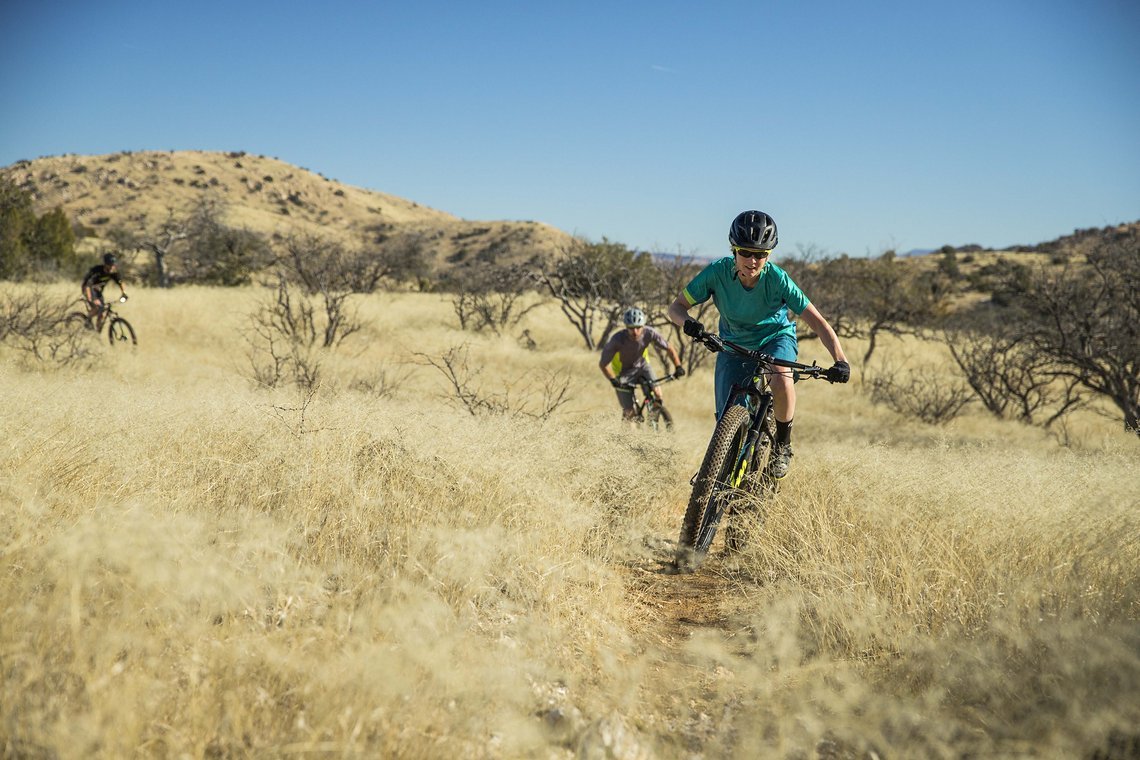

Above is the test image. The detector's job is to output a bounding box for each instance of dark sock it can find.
[776,419,793,446]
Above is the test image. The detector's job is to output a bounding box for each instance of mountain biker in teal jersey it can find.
[600,307,685,423]
[666,210,849,479]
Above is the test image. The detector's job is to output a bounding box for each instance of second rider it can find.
[600,307,685,425]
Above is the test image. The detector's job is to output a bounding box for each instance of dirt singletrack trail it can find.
[622,537,750,656]
[617,536,761,753]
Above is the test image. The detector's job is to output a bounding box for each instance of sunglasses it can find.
[732,245,771,261]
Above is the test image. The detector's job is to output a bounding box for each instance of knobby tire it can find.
[107,317,137,346]
[677,404,751,568]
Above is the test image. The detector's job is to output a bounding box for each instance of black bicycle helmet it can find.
[729,210,778,250]
[103,252,118,266]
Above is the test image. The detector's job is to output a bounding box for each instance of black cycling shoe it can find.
[768,443,793,479]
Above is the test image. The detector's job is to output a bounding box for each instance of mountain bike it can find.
[676,329,833,570]
[616,375,677,431]
[67,295,137,346]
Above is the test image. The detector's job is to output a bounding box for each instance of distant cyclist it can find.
[667,210,850,479]
[600,307,685,424]
[82,252,128,331]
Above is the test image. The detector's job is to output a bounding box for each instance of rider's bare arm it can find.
[667,295,691,328]
[798,303,847,364]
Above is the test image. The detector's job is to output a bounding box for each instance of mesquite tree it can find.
[1002,228,1140,435]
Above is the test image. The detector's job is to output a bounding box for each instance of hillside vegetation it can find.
[3,151,573,271]
[2,285,1138,758]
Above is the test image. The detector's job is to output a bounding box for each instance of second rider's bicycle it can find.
[67,296,137,346]
[617,375,676,431]
[676,329,834,570]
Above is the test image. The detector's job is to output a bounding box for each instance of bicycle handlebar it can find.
[692,330,834,382]
[615,374,677,393]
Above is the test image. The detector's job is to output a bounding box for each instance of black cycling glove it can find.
[826,361,851,384]
[610,378,623,388]
[673,365,686,378]
[682,318,704,338]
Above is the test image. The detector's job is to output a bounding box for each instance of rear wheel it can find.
[677,404,751,569]
[107,317,137,346]
[66,312,92,331]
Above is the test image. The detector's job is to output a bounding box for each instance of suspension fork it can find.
[729,391,772,488]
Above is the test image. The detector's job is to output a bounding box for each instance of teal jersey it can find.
[682,257,810,349]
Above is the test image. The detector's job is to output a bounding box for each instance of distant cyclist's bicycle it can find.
[67,295,137,346]
[616,375,677,431]
[676,329,834,570]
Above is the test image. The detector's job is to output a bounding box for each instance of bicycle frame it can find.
[617,375,676,429]
[81,296,124,326]
[70,296,137,346]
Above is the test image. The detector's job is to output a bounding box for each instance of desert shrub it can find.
[242,274,333,390]
[446,263,542,334]
[418,343,573,419]
[866,361,974,424]
[0,285,93,366]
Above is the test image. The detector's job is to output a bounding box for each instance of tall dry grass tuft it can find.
[2,285,1138,758]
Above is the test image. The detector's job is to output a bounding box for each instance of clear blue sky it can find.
[3,0,1138,257]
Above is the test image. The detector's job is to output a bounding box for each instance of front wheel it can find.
[107,317,137,346]
[677,404,751,569]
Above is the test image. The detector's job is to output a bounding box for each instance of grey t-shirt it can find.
[599,326,669,376]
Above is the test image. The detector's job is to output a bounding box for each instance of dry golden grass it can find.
[2,285,1138,759]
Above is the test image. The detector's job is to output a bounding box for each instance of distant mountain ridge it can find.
[1,150,575,271]
[906,220,1140,259]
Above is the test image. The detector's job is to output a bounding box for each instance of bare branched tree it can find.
[0,286,93,365]
[448,263,543,335]
[786,251,952,364]
[242,230,417,391]
[111,198,269,287]
[274,234,366,349]
[1001,229,1140,435]
[534,238,660,350]
[115,206,188,288]
[418,344,573,420]
[943,325,1084,429]
[650,252,716,375]
[866,360,974,425]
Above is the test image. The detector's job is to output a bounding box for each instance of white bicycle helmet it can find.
[622,307,647,327]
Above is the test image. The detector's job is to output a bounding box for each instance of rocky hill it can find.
[2,150,575,271]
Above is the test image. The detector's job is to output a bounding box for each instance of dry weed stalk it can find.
[418,343,572,420]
